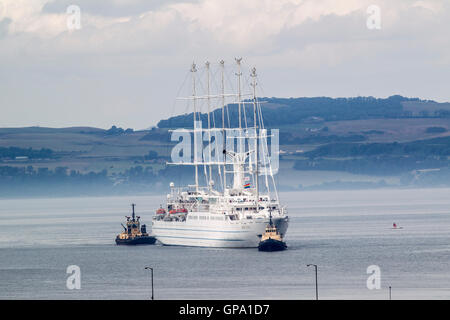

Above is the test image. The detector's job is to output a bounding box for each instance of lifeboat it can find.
[156,208,166,214]
[169,208,188,214]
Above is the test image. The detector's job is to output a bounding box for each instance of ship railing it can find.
[170,185,210,195]
[193,204,210,212]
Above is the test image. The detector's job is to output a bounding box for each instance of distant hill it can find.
[1,96,450,196]
[402,100,450,117]
[157,95,450,129]
[0,126,105,134]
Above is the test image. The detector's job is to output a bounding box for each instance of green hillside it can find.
[157,95,450,129]
[1,96,450,197]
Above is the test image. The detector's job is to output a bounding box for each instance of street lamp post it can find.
[307,264,318,300]
[144,267,154,300]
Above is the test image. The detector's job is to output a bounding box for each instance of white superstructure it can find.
[152,59,289,247]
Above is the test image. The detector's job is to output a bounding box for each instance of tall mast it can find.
[220,60,227,192]
[191,62,199,192]
[206,61,212,190]
[251,67,259,205]
[235,58,242,129]
[235,57,245,165]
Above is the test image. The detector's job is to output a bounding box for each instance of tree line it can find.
[0,147,55,159]
[157,95,444,128]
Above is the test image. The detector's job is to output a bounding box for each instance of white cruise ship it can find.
[152,59,289,247]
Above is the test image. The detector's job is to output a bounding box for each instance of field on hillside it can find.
[1,114,450,197]
[1,118,450,174]
[324,118,450,143]
[0,127,173,175]
[0,127,172,155]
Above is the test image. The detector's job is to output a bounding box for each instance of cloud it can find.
[0,0,449,129]
[0,0,372,49]
[1,0,447,55]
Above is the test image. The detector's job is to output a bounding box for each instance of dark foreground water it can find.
[0,188,449,299]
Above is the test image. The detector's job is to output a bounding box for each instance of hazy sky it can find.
[1,0,450,129]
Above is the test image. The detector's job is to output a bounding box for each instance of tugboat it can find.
[258,210,287,252]
[115,204,157,245]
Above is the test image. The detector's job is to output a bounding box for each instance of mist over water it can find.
[0,188,449,299]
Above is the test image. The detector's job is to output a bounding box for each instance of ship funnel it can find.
[131,203,136,221]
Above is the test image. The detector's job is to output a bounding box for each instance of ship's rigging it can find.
[168,59,279,203]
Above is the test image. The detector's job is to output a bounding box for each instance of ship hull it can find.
[258,238,287,252]
[152,216,288,248]
[115,236,157,245]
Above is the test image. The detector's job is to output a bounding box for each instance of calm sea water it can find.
[1,188,449,300]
